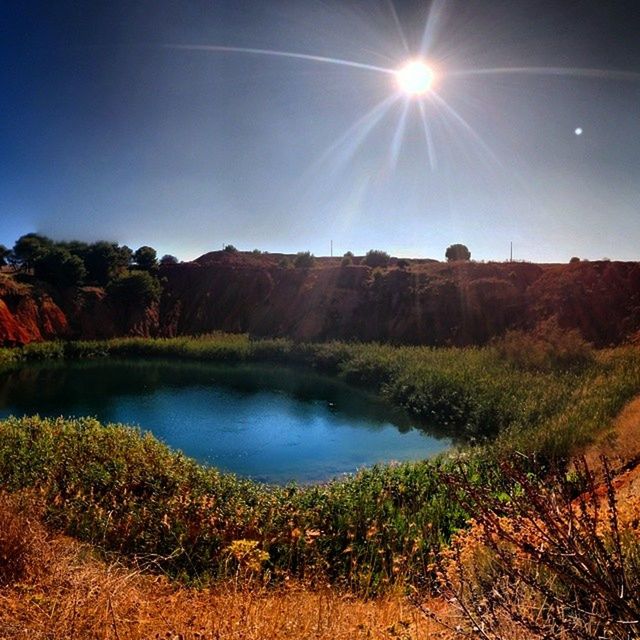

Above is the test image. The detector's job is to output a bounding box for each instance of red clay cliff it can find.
[2,253,640,347]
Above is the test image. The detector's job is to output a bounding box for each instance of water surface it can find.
[0,359,449,483]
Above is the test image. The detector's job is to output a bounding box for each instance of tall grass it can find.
[6,334,639,453]
[0,489,442,640]
[0,415,471,592]
[1,334,640,591]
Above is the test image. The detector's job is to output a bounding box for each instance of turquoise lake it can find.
[0,359,449,483]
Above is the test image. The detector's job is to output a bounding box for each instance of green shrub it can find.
[107,271,161,307]
[493,318,594,371]
[364,250,390,268]
[294,252,315,268]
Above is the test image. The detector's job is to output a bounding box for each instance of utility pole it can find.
[510,242,513,262]
[330,240,333,258]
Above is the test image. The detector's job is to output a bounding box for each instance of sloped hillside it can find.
[2,254,640,346]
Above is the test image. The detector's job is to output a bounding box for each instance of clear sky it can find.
[1,0,639,262]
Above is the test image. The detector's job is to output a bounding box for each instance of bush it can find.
[224,244,238,253]
[435,458,640,640]
[107,271,161,307]
[294,252,315,268]
[493,318,594,370]
[364,250,390,268]
[570,256,581,263]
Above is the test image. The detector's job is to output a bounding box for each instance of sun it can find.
[396,60,435,96]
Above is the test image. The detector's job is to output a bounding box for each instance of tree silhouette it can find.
[445,244,471,262]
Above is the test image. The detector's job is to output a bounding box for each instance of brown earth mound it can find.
[2,254,640,346]
[157,254,640,346]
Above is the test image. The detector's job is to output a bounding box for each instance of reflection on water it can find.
[0,359,449,483]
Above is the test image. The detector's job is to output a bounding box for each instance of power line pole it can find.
[510,241,513,262]
[330,240,333,258]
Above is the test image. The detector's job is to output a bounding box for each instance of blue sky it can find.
[1,0,639,262]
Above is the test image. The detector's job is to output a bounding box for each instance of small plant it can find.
[224,539,270,577]
[0,492,45,585]
[294,251,315,268]
[223,244,238,253]
[364,250,390,268]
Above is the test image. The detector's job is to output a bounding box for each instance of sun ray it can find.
[385,0,410,55]
[312,94,400,173]
[448,66,640,83]
[417,100,437,170]
[163,44,394,75]
[430,91,504,169]
[420,0,448,56]
[390,99,410,169]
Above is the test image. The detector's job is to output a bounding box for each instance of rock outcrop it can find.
[0,277,69,345]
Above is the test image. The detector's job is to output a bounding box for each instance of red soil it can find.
[2,254,640,346]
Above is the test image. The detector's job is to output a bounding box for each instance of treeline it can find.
[0,233,179,304]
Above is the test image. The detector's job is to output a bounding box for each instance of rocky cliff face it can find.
[0,277,69,345]
[2,254,640,347]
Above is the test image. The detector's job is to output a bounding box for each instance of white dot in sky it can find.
[575,127,583,136]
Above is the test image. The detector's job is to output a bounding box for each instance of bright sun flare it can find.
[396,60,435,96]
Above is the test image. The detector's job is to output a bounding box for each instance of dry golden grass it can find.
[583,394,640,473]
[0,493,457,640]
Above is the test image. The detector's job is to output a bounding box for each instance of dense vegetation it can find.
[1,334,640,594]
[5,232,162,292]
